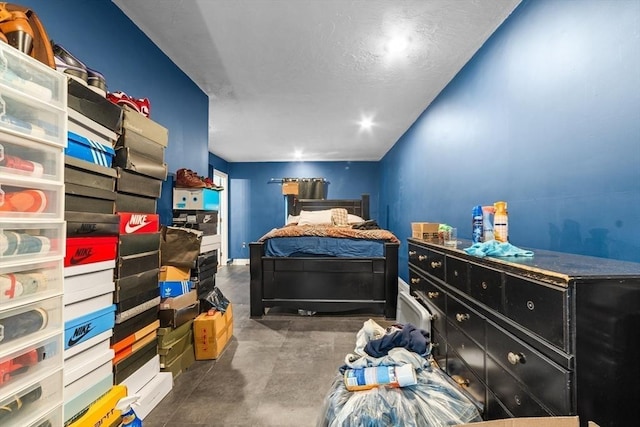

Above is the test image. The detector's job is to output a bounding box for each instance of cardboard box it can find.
[193,304,233,360]
[173,188,220,211]
[67,78,123,134]
[160,265,191,281]
[116,167,163,198]
[411,222,441,242]
[282,181,299,195]
[116,128,165,163]
[159,280,193,298]
[121,104,169,147]
[158,301,200,328]
[456,417,599,427]
[66,131,116,168]
[157,319,193,348]
[159,289,197,311]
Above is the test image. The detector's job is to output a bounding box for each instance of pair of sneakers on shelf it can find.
[175,168,223,190]
[106,91,150,118]
[51,42,107,97]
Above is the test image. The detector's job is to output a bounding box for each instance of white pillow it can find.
[348,214,365,224]
[286,215,300,225]
[297,209,333,225]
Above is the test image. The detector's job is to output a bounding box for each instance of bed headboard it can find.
[287,194,370,220]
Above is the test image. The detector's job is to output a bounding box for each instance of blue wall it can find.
[227,162,379,260]
[381,0,640,280]
[28,0,209,175]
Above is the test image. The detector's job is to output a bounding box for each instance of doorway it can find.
[213,169,228,266]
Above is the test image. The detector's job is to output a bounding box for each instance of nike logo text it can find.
[124,214,151,234]
[76,223,98,234]
[68,323,94,347]
[70,248,93,265]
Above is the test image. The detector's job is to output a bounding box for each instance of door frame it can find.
[213,169,228,266]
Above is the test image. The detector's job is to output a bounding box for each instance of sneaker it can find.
[0,144,44,177]
[135,97,150,118]
[0,190,47,213]
[52,43,88,85]
[176,168,206,188]
[87,68,107,97]
[0,8,34,55]
[107,91,140,112]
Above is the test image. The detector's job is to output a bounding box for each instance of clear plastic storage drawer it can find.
[0,368,63,427]
[0,222,65,262]
[0,132,63,182]
[0,41,65,110]
[0,260,63,310]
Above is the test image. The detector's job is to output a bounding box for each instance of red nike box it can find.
[65,236,119,267]
[118,212,159,235]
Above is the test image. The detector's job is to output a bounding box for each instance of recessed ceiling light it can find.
[359,116,374,131]
[386,35,409,56]
[294,149,303,159]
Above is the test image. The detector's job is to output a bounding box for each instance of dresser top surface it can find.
[408,238,640,282]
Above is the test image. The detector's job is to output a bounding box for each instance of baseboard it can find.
[231,258,250,265]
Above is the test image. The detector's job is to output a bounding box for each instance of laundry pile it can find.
[317,319,482,427]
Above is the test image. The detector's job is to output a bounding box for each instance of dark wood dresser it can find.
[408,238,640,427]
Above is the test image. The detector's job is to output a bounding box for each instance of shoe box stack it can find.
[62,78,123,425]
[157,265,199,379]
[0,41,67,426]
[109,104,173,419]
[172,184,222,303]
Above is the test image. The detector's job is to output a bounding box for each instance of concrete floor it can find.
[142,265,393,427]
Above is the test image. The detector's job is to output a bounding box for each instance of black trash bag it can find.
[199,287,230,313]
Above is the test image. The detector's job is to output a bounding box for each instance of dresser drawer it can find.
[410,269,446,315]
[446,256,468,292]
[504,274,568,350]
[431,328,447,366]
[469,262,503,312]
[487,362,552,417]
[486,321,571,415]
[447,320,485,376]
[486,391,513,419]
[408,244,444,280]
[445,349,486,410]
[446,295,485,346]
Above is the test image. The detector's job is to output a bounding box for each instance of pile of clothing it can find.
[317,319,482,427]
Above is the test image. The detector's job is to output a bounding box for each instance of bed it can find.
[249,194,399,319]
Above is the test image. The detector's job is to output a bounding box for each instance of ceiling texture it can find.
[113,0,520,162]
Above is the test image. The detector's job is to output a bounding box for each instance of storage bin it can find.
[173,188,220,210]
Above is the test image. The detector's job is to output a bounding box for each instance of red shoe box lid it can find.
[118,212,159,235]
[65,236,118,267]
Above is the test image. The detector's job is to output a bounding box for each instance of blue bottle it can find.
[472,205,483,243]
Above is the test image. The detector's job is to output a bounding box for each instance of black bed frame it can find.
[249,194,398,319]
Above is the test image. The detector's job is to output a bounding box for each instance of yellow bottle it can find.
[493,201,508,243]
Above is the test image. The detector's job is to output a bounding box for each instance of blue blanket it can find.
[464,240,534,258]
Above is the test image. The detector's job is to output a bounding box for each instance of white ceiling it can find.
[113,0,520,162]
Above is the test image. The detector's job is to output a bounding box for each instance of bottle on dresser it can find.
[493,201,508,242]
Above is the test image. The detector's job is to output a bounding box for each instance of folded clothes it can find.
[464,240,534,258]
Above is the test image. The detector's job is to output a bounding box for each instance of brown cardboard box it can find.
[193,303,233,360]
[411,222,440,241]
[282,181,299,195]
[456,417,599,427]
[160,265,191,282]
[159,289,198,311]
[121,105,168,147]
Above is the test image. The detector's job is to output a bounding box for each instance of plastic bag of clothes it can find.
[317,320,482,427]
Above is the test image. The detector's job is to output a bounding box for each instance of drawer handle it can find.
[455,313,470,322]
[431,313,439,321]
[409,250,416,256]
[507,352,526,365]
[427,291,439,299]
[431,261,442,268]
[452,375,470,388]
[481,281,488,290]
[418,255,427,261]
[411,278,420,284]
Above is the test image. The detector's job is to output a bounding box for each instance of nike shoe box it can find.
[118,212,160,235]
[113,330,158,365]
[173,188,220,211]
[65,131,115,168]
[113,339,158,384]
[115,250,160,279]
[65,182,116,214]
[67,78,123,134]
[64,155,117,192]
[64,338,114,389]
[114,146,167,180]
[64,304,115,351]
[200,234,221,254]
[172,210,218,235]
[121,354,160,398]
[157,319,193,348]
[194,250,218,271]
[66,211,119,237]
[64,291,114,324]
[118,233,161,257]
[158,301,199,328]
[121,104,168,147]
[116,167,163,198]
[111,319,160,355]
[115,296,161,324]
[116,127,165,163]
[116,287,159,314]
[115,192,157,215]
[112,306,158,344]
[64,236,118,267]
[64,267,114,309]
[114,268,159,304]
[134,371,173,420]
